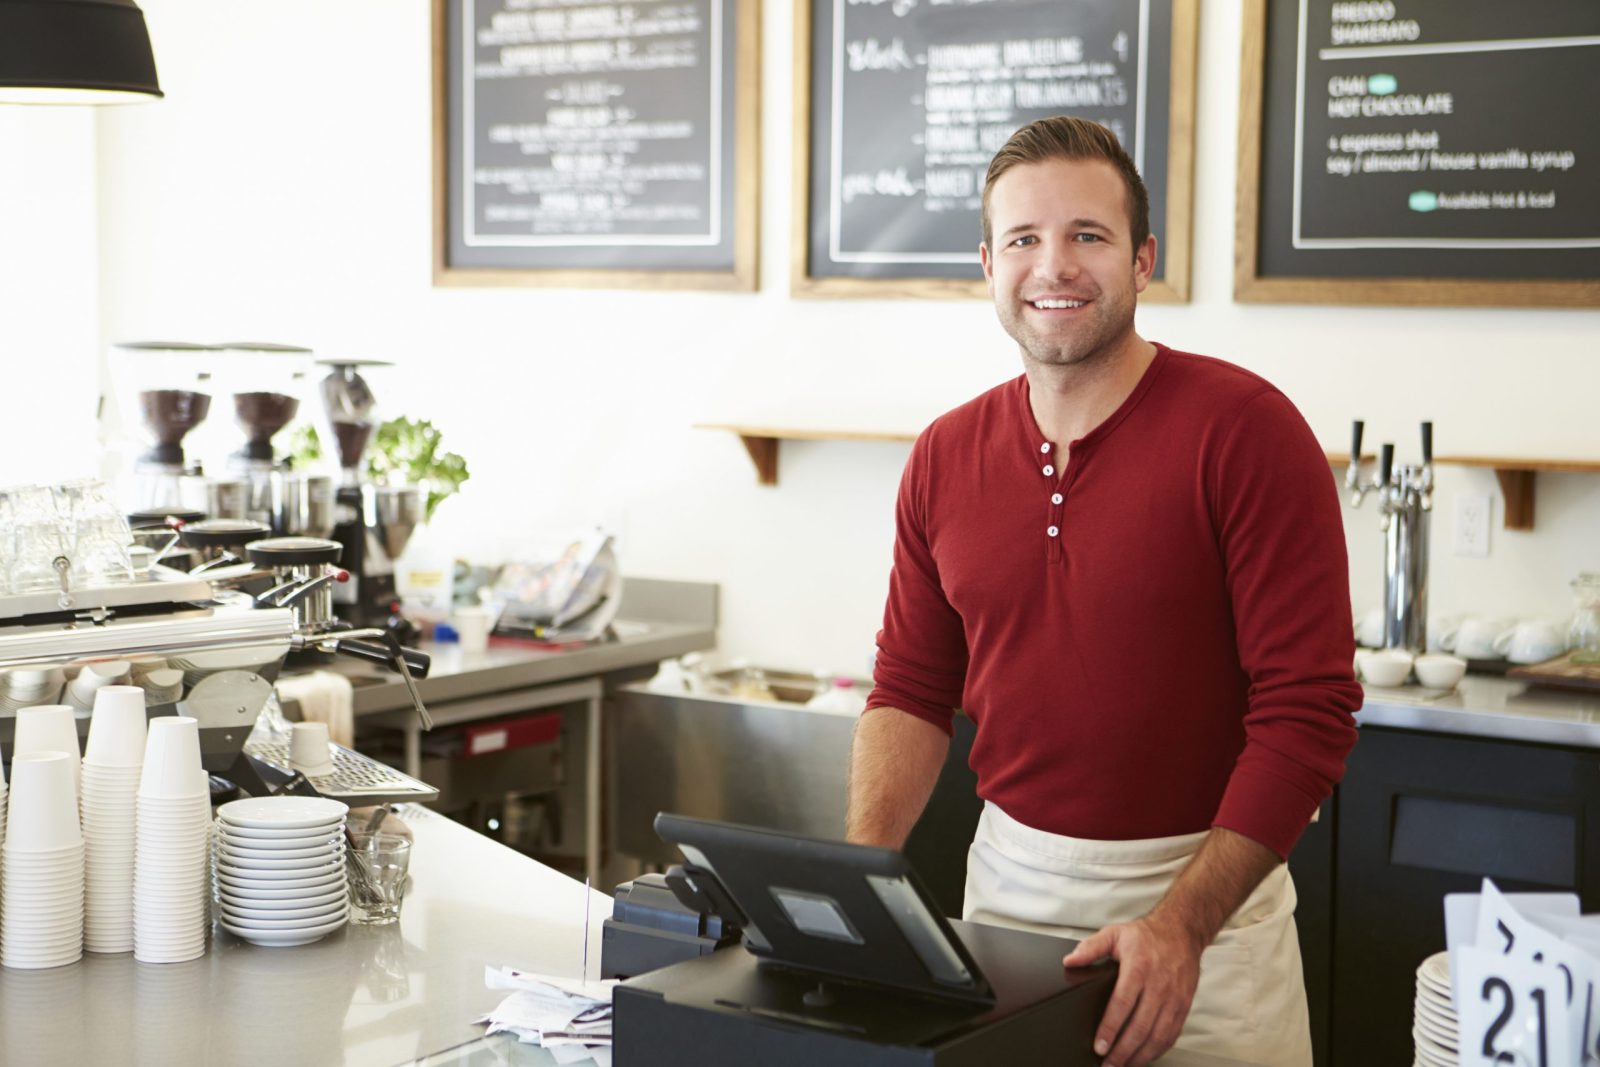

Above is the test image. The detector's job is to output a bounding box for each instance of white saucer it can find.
[216,796,348,830]
[221,913,346,946]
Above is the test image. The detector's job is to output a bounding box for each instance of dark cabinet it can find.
[1324,726,1600,1066]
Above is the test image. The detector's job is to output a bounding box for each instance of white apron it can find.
[963,802,1312,1066]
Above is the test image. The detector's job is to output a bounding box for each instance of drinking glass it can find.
[346,832,411,925]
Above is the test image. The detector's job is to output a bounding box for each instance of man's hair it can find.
[981,116,1150,259]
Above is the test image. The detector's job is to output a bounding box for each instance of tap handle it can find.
[1420,421,1433,466]
[1380,443,1394,486]
[1349,420,1365,470]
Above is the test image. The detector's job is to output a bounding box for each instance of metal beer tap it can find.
[1346,420,1434,652]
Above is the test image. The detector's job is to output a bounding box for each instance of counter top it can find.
[1358,673,1600,748]
[333,618,717,714]
[0,805,613,1067]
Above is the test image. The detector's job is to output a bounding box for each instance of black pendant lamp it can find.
[0,0,162,105]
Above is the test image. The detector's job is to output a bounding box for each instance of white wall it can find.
[0,108,101,485]
[35,0,1597,672]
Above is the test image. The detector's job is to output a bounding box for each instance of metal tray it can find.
[245,738,440,806]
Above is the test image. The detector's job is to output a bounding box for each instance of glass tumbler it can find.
[1570,573,1600,664]
[346,832,412,925]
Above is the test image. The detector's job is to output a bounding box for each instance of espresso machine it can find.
[109,342,218,514]
[318,359,424,628]
[1347,421,1434,652]
[0,481,437,805]
[218,343,334,540]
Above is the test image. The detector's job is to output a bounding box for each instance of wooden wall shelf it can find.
[706,433,1599,525]
[696,424,917,485]
[1329,453,1600,531]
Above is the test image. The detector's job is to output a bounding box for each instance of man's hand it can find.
[1063,913,1203,1067]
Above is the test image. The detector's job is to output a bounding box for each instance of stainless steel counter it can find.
[1358,674,1600,748]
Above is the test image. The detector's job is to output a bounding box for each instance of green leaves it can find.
[286,417,470,523]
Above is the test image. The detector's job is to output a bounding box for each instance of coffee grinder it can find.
[219,343,334,539]
[109,342,217,513]
[318,359,424,628]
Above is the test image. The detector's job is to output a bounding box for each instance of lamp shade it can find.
[0,0,162,104]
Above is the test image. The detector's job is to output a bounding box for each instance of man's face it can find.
[980,157,1156,371]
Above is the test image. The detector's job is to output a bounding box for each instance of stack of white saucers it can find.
[81,686,149,953]
[215,796,349,947]
[2,752,85,969]
[132,717,212,964]
[1413,951,1458,1066]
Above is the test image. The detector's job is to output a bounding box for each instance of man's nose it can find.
[1033,238,1080,281]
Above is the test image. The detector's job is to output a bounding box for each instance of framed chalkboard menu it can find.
[433,0,760,290]
[793,0,1197,300]
[1237,0,1600,307]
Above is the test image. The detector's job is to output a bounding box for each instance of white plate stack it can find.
[132,716,212,964]
[81,686,149,953]
[2,752,85,969]
[1413,950,1459,1066]
[215,797,349,947]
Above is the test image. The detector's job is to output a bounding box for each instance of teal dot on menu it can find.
[1367,74,1398,95]
[1409,191,1438,213]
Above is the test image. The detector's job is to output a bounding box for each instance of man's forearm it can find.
[845,707,949,848]
[1145,826,1282,951]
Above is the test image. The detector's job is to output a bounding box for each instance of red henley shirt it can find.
[867,344,1361,859]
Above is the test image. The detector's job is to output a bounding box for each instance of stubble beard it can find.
[998,284,1136,372]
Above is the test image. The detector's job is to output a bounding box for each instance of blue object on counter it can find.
[434,623,460,643]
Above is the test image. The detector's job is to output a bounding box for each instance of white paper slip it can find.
[484,965,618,1004]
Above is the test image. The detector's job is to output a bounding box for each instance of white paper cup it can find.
[6,752,84,852]
[85,686,149,767]
[453,606,492,654]
[138,717,204,799]
[13,706,82,794]
[289,721,333,775]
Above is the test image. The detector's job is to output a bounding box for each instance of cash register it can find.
[610,814,1118,1066]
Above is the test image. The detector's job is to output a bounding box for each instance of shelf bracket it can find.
[1494,469,1536,531]
[738,434,780,486]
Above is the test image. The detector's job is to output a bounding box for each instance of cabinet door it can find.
[1289,795,1334,1066]
[1332,726,1600,1066]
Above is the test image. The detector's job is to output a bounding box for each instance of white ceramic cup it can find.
[5,752,84,852]
[1357,648,1414,687]
[1495,620,1566,665]
[67,660,131,710]
[453,606,492,654]
[290,721,334,775]
[1414,654,1468,690]
[86,685,149,767]
[1353,607,1385,649]
[1441,617,1505,660]
[138,717,205,799]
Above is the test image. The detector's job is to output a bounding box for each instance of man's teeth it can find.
[1032,299,1085,309]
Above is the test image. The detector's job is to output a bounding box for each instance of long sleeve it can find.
[866,427,969,735]
[1208,390,1362,859]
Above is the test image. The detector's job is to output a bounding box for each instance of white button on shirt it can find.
[1043,465,1054,477]
[1047,525,1059,537]
[1040,443,1051,454]
[1051,493,1064,505]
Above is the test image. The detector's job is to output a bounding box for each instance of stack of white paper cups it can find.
[2,752,86,969]
[12,706,82,798]
[82,686,149,953]
[132,717,210,964]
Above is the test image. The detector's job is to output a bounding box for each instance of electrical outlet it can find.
[1454,493,1491,557]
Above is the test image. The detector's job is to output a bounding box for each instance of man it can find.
[847,116,1361,1067]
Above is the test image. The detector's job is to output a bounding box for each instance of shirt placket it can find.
[1039,440,1065,564]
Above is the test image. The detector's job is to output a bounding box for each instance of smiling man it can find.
[847,117,1362,1066]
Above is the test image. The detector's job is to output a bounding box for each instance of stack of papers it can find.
[477,966,619,1066]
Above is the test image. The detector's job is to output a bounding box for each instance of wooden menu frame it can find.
[1235,0,1600,307]
[791,0,1198,301]
[432,0,761,291]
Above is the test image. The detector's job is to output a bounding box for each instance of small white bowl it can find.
[1414,654,1467,691]
[1357,649,1414,688]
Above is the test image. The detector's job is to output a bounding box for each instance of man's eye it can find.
[1011,235,1037,247]
[1074,233,1102,242]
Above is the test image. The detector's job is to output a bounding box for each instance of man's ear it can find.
[980,242,994,294]
[1132,235,1157,293]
